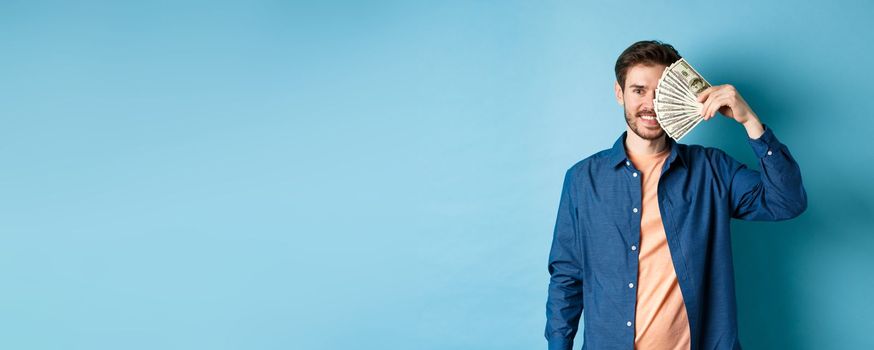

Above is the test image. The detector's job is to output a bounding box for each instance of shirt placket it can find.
[624,159,642,345]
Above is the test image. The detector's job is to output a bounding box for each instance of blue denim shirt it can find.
[545,125,807,350]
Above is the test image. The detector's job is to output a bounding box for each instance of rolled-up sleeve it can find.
[545,168,584,350]
[724,124,808,220]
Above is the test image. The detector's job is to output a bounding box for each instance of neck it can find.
[624,126,670,155]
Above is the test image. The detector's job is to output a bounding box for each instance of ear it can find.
[614,81,624,106]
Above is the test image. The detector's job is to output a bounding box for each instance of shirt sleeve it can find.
[544,168,585,350]
[723,124,808,221]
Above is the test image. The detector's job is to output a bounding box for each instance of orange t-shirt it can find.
[627,147,691,350]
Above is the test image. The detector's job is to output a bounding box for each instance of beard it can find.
[624,106,665,141]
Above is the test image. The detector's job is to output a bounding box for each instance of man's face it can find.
[614,64,666,141]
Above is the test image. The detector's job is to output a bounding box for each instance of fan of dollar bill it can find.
[654,58,712,141]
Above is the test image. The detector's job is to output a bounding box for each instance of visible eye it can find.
[634,89,643,95]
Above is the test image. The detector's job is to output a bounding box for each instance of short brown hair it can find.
[614,40,681,90]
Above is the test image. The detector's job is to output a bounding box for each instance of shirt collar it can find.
[608,131,687,169]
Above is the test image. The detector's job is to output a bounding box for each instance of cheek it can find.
[624,96,642,111]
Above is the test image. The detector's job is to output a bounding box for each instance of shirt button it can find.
[631,245,637,251]
[632,172,638,177]
[627,321,632,327]
[767,150,773,156]
[629,283,634,288]
[632,207,639,213]
[626,161,631,166]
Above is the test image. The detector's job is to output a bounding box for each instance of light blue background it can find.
[1,1,872,349]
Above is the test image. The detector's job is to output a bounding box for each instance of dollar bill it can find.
[653,58,711,141]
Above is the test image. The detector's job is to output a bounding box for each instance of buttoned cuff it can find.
[747,124,782,159]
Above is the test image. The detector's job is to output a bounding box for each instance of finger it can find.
[710,95,731,118]
[700,90,721,118]
[696,86,717,103]
[707,97,722,119]
[701,101,711,120]
[704,94,728,119]
[699,94,711,117]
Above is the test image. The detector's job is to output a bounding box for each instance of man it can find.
[689,78,706,95]
[544,40,807,350]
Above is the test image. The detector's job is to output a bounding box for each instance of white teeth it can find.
[641,115,656,120]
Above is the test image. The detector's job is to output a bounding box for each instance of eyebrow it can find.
[628,84,647,89]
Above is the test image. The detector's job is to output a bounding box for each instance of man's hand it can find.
[697,84,765,139]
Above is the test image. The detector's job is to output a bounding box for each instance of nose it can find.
[642,95,655,109]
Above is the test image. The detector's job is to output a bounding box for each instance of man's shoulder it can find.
[564,147,616,177]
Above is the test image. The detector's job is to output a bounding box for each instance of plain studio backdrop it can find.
[1,1,872,349]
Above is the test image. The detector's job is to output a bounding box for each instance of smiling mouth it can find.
[639,112,657,120]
